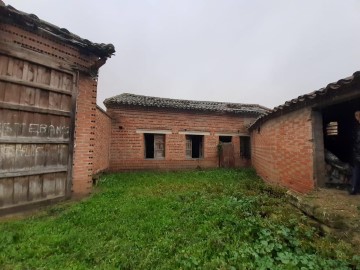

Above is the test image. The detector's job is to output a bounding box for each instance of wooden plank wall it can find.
[0,53,74,210]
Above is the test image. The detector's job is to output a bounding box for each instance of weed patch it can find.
[0,169,358,269]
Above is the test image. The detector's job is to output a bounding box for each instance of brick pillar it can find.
[72,73,97,194]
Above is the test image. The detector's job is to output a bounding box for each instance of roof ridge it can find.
[248,70,360,130]
[104,93,269,115]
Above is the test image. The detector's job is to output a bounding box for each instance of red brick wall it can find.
[107,106,256,171]
[72,75,98,194]
[250,107,315,193]
[93,106,111,174]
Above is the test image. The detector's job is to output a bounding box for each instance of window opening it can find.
[144,134,165,159]
[186,135,203,158]
[240,136,251,159]
[219,136,232,143]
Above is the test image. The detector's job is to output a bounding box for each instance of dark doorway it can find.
[144,134,154,158]
[322,97,360,186]
[186,135,203,158]
[240,136,251,159]
[322,99,360,164]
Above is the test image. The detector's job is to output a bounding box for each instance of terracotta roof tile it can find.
[104,93,270,115]
[0,4,115,58]
[249,71,360,130]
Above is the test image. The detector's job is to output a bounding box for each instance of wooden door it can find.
[220,143,235,168]
[0,53,75,212]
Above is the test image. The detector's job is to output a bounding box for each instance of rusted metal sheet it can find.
[0,53,75,211]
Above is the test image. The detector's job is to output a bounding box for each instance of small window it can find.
[326,121,338,136]
[144,134,165,159]
[240,136,251,159]
[219,136,232,143]
[186,135,203,159]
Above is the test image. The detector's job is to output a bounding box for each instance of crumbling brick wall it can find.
[93,106,111,174]
[107,106,255,171]
[250,107,315,193]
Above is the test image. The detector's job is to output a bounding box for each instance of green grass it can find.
[0,169,358,269]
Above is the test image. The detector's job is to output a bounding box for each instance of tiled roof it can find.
[104,93,270,115]
[0,2,115,58]
[249,71,360,130]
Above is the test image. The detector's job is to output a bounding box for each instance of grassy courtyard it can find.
[0,169,358,269]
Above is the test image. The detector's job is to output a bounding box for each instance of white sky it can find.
[4,1,360,109]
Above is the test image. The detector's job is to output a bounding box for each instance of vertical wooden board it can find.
[48,115,59,138]
[0,109,16,137]
[50,70,62,89]
[55,173,66,196]
[43,173,56,198]
[62,74,73,91]
[59,144,69,166]
[46,144,59,166]
[37,113,49,138]
[0,144,16,171]
[19,86,36,107]
[36,65,51,86]
[0,81,6,101]
[13,176,28,204]
[63,116,71,139]
[38,87,49,108]
[3,83,21,104]
[19,111,32,138]
[34,144,47,168]
[27,112,41,138]
[14,58,25,79]
[25,62,37,83]
[49,92,61,111]
[21,62,29,81]
[0,178,13,207]
[33,88,41,108]
[14,111,27,137]
[60,94,72,112]
[28,175,42,201]
[0,54,10,76]
[15,144,35,171]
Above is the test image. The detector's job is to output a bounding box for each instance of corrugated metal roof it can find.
[0,2,115,58]
[104,93,270,115]
[249,71,360,130]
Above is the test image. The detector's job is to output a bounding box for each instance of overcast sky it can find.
[5,1,360,109]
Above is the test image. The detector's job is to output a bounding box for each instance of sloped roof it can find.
[0,2,115,58]
[249,71,360,130]
[104,93,270,115]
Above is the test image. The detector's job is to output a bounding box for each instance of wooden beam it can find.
[0,102,71,117]
[0,41,78,74]
[0,137,69,144]
[0,166,68,179]
[0,75,72,96]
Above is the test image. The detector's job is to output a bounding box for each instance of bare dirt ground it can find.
[288,188,360,246]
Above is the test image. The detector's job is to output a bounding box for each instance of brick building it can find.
[104,93,269,171]
[249,72,360,193]
[0,3,114,213]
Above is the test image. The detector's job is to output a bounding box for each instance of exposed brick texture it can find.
[250,107,315,193]
[93,106,111,174]
[107,106,256,171]
[72,75,98,194]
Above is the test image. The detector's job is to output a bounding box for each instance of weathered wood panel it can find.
[0,53,74,211]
